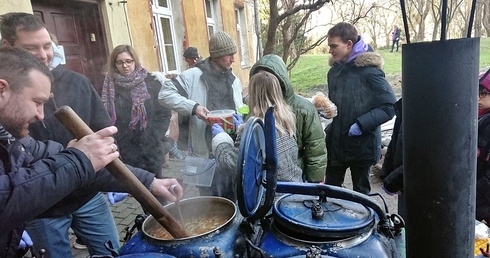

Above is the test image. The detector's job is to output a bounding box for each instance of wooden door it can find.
[32,0,107,94]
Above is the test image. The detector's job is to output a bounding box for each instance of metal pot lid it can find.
[237,107,277,221]
[273,193,375,239]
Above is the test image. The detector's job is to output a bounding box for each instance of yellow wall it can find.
[0,0,32,14]
[126,1,159,72]
[100,0,158,72]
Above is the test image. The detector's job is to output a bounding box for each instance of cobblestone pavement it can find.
[70,157,398,258]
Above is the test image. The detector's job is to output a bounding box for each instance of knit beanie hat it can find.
[209,31,237,58]
[480,69,490,91]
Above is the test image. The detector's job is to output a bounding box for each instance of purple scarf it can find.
[101,65,151,131]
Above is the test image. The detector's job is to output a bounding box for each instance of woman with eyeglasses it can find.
[101,45,172,179]
[476,69,490,224]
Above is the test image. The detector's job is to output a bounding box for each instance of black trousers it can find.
[325,164,371,195]
[391,40,399,52]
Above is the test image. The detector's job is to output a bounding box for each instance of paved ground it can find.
[68,156,398,258]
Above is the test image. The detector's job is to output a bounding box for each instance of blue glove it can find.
[107,192,128,205]
[18,230,33,249]
[212,123,224,138]
[232,113,243,128]
[348,123,362,136]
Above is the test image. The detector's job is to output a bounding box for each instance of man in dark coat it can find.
[325,22,396,194]
[0,47,183,258]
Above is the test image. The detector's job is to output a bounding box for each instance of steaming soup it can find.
[148,213,230,240]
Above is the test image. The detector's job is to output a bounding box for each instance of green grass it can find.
[290,37,490,94]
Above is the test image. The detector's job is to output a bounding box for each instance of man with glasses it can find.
[1,12,118,257]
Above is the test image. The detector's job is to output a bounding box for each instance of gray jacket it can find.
[157,65,244,157]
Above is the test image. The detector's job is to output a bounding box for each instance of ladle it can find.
[170,184,186,229]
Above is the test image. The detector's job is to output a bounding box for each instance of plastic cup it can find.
[208,109,235,134]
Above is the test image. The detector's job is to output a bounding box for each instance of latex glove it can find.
[107,192,128,205]
[233,113,243,128]
[212,123,224,138]
[348,123,362,136]
[18,230,33,249]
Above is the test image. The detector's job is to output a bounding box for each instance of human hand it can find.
[348,123,362,136]
[150,178,183,202]
[67,126,119,172]
[233,113,243,128]
[107,192,128,205]
[212,123,224,138]
[18,230,33,249]
[195,105,209,121]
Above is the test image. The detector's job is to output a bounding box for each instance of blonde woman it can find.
[211,71,302,200]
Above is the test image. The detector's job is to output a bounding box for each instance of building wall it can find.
[0,0,255,85]
[0,0,32,14]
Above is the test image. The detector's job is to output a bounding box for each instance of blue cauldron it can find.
[119,107,404,257]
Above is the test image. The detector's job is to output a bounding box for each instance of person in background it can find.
[0,47,184,258]
[165,46,202,79]
[1,12,126,257]
[211,71,303,200]
[158,31,245,200]
[182,47,202,68]
[390,25,402,52]
[249,54,327,183]
[476,69,490,224]
[325,22,396,195]
[102,45,172,179]
[380,98,404,217]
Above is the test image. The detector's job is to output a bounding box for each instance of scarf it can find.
[101,65,151,131]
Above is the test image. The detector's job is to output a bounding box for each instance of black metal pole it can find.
[403,38,479,257]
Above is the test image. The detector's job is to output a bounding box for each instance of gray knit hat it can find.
[209,31,237,58]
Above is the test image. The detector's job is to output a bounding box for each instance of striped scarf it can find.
[101,65,151,131]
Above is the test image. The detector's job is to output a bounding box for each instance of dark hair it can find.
[327,22,358,44]
[104,45,141,74]
[0,12,46,45]
[0,47,52,93]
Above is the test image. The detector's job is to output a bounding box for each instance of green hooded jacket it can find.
[250,54,327,182]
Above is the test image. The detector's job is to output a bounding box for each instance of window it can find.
[205,0,222,38]
[152,0,178,73]
[235,6,251,67]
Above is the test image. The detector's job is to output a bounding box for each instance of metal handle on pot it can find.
[54,106,189,239]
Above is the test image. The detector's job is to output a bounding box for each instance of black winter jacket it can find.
[380,99,403,193]
[327,52,396,166]
[477,112,490,221]
[113,73,172,176]
[27,65,112,217]
[0,130,155,257]
[0,133,96,258]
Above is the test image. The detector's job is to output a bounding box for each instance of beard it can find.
[0,98,31,139]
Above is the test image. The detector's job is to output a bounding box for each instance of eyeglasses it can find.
[479,90,490,98]
[115,59,134,66]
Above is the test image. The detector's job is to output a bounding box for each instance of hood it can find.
[250,54,294,101]
[328,51,385,69]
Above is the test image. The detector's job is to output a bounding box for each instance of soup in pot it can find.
[149,213,229,240]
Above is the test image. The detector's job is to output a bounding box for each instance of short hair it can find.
[248,71,296,136]
[327,22,358,44]
[105,45,141,74]
[0,12,46,45]
[0,47,53,93]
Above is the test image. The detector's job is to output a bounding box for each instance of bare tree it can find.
[263,0,332,65]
